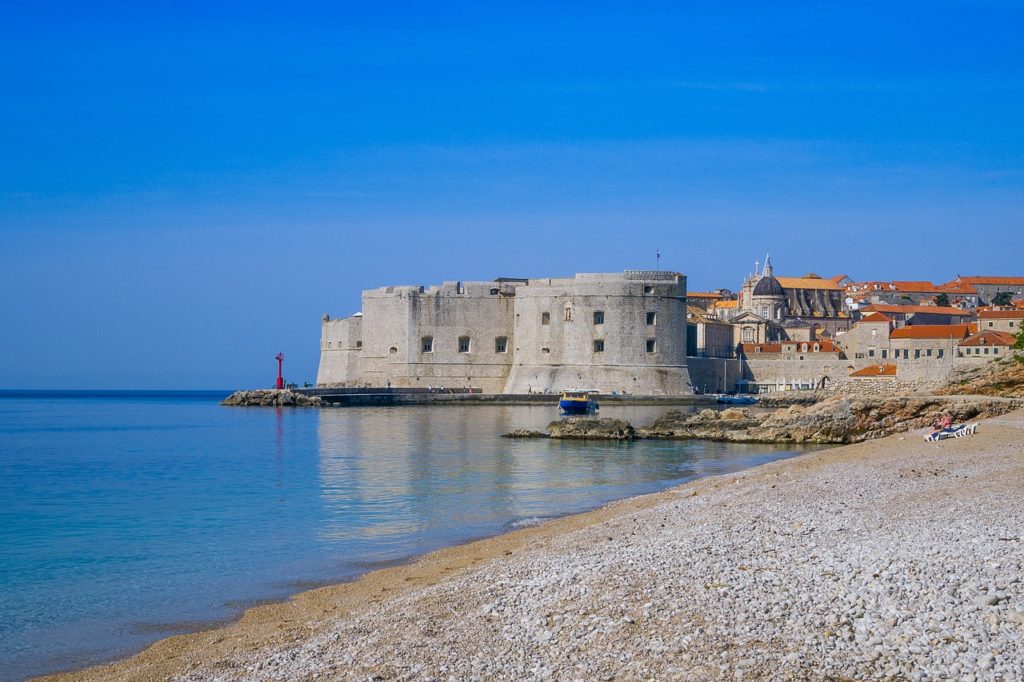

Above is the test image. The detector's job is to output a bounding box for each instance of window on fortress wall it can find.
[646,312,657,326]
[542,312,550,325]
[593,311,604,325]
[646,339,656,353]
[389,347,398,355]
[495,337,507,353]
[564,305,573,322]
[458,336,471,353]
[356,341,362,348]
[644,285,654,294]
[593,340,605,353]
[421,336,433,353]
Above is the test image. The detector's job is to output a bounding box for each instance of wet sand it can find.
[40,409,1024,680]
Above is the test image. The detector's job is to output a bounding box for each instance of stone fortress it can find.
[317,271,692,395]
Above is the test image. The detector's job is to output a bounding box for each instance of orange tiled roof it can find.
[711,300,738,309]
[953,276,1024,286]
[978,309,1024,319]
[890,324,970,340]
[688,291,725,299]
[859,312,892,323]
[850,364,897,378]
[775,276,843,291]
[959,330,1017,347]
[861,304,969,316]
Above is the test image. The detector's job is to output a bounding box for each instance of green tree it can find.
[1015,324,1024,350]
[993,291,1014,306]
[935,293,950,307]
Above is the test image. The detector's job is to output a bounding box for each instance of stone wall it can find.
[316,315,362,386]
[686,357,744,394]
[357,281,518,393]
[743,354,849,391]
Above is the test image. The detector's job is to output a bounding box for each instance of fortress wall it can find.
[359,281,518,392]
[316,316,363,386]
[743,354,848,390]
[505,273,691,394]
[681,357,744,394]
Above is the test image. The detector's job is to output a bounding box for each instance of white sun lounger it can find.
[924,423,979,442]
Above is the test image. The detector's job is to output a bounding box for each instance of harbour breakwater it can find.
[506,395,1023,445]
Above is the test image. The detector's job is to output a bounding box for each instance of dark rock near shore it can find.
[221,390,323,407]
[503,429,548,439]
[547,417,636,440]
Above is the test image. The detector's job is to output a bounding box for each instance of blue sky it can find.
[2,1,1022,388]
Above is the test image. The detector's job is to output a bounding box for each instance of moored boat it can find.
[559,391,599,415]
[716,395,757,405]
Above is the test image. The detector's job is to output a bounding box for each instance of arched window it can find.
[389,346,398,355]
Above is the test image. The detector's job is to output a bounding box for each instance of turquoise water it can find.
[0,391,812,681]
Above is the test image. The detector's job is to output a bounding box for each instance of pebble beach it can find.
[46,409,1024,681]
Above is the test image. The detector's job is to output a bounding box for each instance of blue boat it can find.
[717,395,757,405]
[559,391,599,415]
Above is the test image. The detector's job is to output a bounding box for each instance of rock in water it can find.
[547,417,636,440]
[221,390,323,407]
[502,429,549,439]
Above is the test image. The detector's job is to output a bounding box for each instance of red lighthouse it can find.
[275,352,285,390]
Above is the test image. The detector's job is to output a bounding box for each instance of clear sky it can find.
[2,1,1022,389]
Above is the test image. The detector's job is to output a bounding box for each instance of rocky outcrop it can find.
[640,396,1022,444]
[940,354,1024,398]
[221,390,323,407]
[546,417,636,440]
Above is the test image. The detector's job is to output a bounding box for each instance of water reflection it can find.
[316,406,816,563]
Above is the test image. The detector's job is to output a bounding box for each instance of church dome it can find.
[752,275,784,297]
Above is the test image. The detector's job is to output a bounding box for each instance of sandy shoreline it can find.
[41,409,1024,681]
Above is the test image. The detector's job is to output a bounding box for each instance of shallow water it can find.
[0,391,814,681]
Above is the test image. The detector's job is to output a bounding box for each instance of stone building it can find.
[685,305,734,358]
[316,271,692,395]
[856,304,972,329]
[942,276,1024,305]
[978,309,1024,334]
[958,330,1016,363]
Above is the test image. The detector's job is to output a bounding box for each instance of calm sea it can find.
[0,391,812,681]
